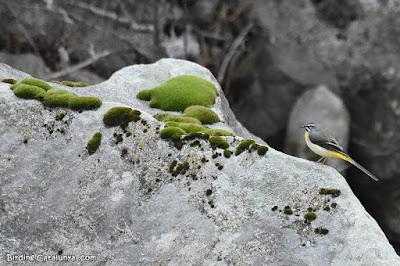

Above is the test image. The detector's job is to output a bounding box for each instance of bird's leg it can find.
[317,157,327,164]
[322,157,327,164]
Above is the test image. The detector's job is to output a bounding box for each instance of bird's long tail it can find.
[345,158,379,181]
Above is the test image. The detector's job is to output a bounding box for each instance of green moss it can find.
[164,121,180,128]
[87,132,102,155]
[169,160,178,173]
[323,206,331,211]
[203,129,233,136]
[182,105,220,124]
[52,81,89,87]
[160,127,185,141]
[315,228,329,235]
[235,139,255,155]
[224,149,232,158]
[216,163,224,170]
[154,114,201,125]
[126,132,132,137]
[103,107,141,129]
[209,136,229,149]
[190,140,201,147]
[136,89,152,101]
[178,123,206,134]
[42,91,72,107]
[12,83,46,99]
[257,145,269,155]
[115,133,123,144]
[137,75,219,111]
[121,147,128,157]
[331,203,337,208]
[183,132,210,141]
[284,206,293,215]
[307,207,313,212]
[304,212,317,221]
[271,206,278,211]
[2,78,17,84]
[170,161,189,176]
[55,113,65,121]
[68,96,102,111]
[319,188,341,198]
[20,78,54,91]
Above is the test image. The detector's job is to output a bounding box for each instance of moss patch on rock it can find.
[182,105,220,124]
[103,107,141,129]
[235,139,255,155]
[12,84,47,99]
[137,75,219,112]
[209,136,229,149]
[51,81,89,87]
[19,78,54,91]
[154,114,201,125]
[10,79,102,111]
[2,78,17,84]
[87,132,102,155]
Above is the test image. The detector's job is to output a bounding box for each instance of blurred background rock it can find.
[0,0,399,254]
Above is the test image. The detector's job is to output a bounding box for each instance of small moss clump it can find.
[114,133,123,144]
[319,188,341,198]
[315,228,329,235]
[178,123,207,134]
[137,75,219,112]
[216,163,224,170]
[10,79,102,111]
[12,84,46,99]
[235,139,255,155]
[160,127,186,141]
[204,129,234,136]
[323,206,331,211]
[257,145,269,155]
[103,107,141,129]
[52,81,89,87]
[182,105,220,124]
[271,206,278,211]
[284,206,293,215]
[19,78,54,91]
[154,114,202,125]
[331,203,337,208]
[304,212,317,221]
[87,132,102,155]
[209,136,229,150]
[183,132,210,141]
[169,160,178,174]
[190,140,201,147]
[68,96,102,111]
[170,161,190,176]
[55,113,65,121]
[2,78,17,84]
[121,147,128,157]
[224,149,232,158]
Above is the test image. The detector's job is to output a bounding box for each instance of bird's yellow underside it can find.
[304,132,353,162]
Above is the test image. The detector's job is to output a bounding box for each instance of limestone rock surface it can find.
[0,59,399,265]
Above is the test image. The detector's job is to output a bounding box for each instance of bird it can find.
[301,122,379,181]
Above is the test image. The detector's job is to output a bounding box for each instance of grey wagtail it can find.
[301,123,379,181]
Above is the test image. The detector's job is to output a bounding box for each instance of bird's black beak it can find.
[300,125,306,128]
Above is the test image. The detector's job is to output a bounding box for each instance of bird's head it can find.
[300,123,318,133]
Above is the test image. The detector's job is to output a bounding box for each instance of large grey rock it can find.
[285,85,350,172]
[0,59,399,265]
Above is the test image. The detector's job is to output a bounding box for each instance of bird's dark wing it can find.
[309,132,348,156]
